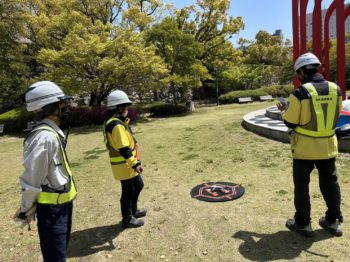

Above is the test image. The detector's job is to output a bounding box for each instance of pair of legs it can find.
[293,158,343,226]
[37,202,73,262]
[120,174,144,222]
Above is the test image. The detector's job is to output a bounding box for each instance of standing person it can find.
[103,90,146,228]
[15,81,77,261]
[277,53,343,237]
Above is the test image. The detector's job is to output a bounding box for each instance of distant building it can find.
[306,3,350,42]
[272,29,283,38]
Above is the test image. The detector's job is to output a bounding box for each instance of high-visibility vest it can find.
[294,82,339,138]
[103,117,138,166]
[26,124,77,205]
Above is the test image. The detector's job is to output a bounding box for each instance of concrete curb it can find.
[242,108,350,153]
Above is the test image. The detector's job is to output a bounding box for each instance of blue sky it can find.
[169,0,345,43]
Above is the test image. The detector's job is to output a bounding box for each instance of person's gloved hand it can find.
[132,162,144,174]
[13,204,37,230]
[134,165,144,174]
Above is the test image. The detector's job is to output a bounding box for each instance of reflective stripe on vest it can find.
[103,117,137,165]
[294,82,338,138]
[31,125,77,205]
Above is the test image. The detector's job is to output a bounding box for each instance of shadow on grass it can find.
[233,230,333,261]
[83,147,107,160]
[68,223,124,258]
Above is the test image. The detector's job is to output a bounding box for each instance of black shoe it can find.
[133,208,147,218]
[319,217,343,237]
[286,219,315,237]
[122,216,144,228]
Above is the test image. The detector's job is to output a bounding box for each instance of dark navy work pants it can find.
[120,174,144,220]
[293,158,342,226]
[37,202,73,262]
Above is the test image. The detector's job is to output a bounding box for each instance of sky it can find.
[169,0,347,43]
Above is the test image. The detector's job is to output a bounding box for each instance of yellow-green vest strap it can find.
[30,125,77,205]
[294,82,338,138]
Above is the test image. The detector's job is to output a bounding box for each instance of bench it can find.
[238,97,253,103]
[0,124,4,134]
[259,95,274,101]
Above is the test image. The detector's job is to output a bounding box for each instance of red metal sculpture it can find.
[292,0,347,99]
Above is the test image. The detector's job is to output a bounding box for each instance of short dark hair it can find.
[33,102,59,121]
[297,66,318,76]
[106,108,117,119]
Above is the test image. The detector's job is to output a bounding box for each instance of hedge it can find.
[0,108,33,133]
[0,106,139,133]
[219,84,294,104]
[149,103,188,117]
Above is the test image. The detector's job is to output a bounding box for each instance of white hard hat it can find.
[294,52,321,72]
[26,81,70,112]
[107,90,132,108]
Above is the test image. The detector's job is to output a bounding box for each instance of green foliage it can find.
[149,103,187,117]
[329,39,350,88]
[0,0,29,108]
[0,108,33,133]
[175,0,244,90]
[38,25,168,106]
[219,84,294,104]
[259,85,294,97]
[146,17,209,103]
[225,30,293,89]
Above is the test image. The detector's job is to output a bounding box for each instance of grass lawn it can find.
[1,102,350,262]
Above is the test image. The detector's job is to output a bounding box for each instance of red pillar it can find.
[300,0,309,53]
[292,0,300,87]
[324,1,337,81]
[312,0,323,61]
[336,0,346,99]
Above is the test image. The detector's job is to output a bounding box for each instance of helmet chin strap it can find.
[54,102,71,144]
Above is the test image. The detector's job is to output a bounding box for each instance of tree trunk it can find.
[171,83,177,104]
[153,90,159,101]
[89,92,99,107]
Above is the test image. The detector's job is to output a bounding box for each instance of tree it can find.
[146,17,209,103]
[37,22,168,106]
[226,30,292,89]
[329,39,350,87]
[174,0,244,98]
[18,0,170,105]
[0,0,29,112]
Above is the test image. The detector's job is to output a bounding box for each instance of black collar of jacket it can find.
[117,116,127,123]
[300,73,325,84]
[295,73,327,100]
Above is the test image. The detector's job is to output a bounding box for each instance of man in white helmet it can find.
[103,90,146,228]
[15,81,77,261]
[277,52,343,237]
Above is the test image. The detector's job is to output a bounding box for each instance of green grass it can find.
[1,101,350,261]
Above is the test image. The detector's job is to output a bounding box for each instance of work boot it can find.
[319,217,343,237]
[122,216,144,228]
[286,218,315,237]
[133,208,147,218]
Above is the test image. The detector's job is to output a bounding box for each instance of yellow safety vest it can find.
[28,125,77,205]
[294,82,339,138]
[103,117,139,180]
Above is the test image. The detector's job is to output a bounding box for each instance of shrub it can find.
[69,106,139,126]
[0,106,139,133]
[149,103,187,117]
[260,85,294,97]
[219,89,267,104]
[219,84,294,104]
[0,108,33,133]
